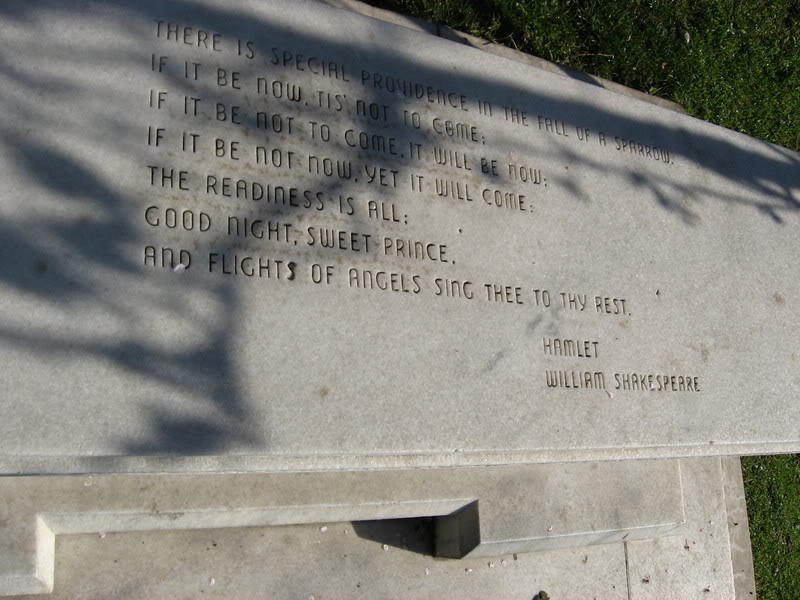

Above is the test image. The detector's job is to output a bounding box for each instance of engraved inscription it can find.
[141,19,696,396]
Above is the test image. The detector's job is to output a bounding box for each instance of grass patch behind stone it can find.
[743,456,800,599]
[368,0,800,150]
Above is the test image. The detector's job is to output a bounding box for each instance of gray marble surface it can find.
[0,0,798,474]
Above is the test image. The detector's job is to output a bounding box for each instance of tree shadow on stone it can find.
[0,0,796,473]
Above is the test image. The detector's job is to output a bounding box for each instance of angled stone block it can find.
[0,460,683,595]
[2,457,750,599]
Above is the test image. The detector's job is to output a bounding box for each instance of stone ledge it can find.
[0,461,683,596]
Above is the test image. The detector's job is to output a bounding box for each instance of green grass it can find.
[744,456,800,598]
[363,1,800,597]
[367,0,800,150]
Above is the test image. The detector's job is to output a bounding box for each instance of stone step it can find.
[1,458,753,599]
[0,460,683,596]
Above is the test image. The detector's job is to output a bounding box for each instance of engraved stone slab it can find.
[0,0,799,474]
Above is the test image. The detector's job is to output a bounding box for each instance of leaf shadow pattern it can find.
[0,0,797,472]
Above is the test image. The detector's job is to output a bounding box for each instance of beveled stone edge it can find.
[721,457,757,600]
[0,498,472,596]
[4,441,800,476]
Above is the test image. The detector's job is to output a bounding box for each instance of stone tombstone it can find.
[0,0,798,475]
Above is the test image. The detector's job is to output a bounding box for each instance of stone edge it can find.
[317,0,686,114]
[722,457,757,599]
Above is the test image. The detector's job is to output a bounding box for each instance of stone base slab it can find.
[0,460,683,595]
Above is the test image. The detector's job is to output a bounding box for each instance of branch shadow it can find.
[0,0,797,469]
